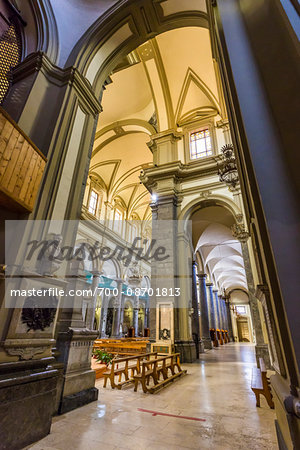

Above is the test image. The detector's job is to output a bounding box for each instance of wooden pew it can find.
[94,338,149,356]
[217,329,223,345]
[224,330,229,343]
[103,352,157,389]
[133,353,187,394]
[251,358,274,409]
[210,328,219,347]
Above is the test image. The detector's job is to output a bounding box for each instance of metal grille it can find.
[0,24,21,104]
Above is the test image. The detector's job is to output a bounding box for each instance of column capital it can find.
[91,270,102,277]
[206,282,213,287]
[197,273,207,280]
[231,222,250,243]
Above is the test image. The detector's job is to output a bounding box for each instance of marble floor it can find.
[27,343,278,450]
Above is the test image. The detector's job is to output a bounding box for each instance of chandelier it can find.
[218,144,239,190]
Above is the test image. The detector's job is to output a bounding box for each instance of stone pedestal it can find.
[0,358,58,449]
[55,275,99,414]
[56,327,98,414]
[175,340,197,363]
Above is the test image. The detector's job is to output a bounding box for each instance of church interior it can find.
[0,1,299,449]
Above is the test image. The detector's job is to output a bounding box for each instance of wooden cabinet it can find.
[0,107,47,212]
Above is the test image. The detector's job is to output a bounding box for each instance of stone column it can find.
[119,292,125,336]
[111,280,123,338]
[197,274,213,349]
[86,271,101,330]
[206,282,216,330]
[207,283,218,347]
[226,298,234,341]
[144,301,150,330]
[218,295,225,329]
[133,295,139,337]
[222,298,228,330]
[213,289,221,329]
[192,261,201,356]
[232,223,270,365]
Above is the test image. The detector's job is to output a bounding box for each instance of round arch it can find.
[66,0,209,97]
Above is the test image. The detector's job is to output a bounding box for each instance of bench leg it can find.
[255,391,260,407]
[134,379,138,392]
[264,391,275,409]
[141,379,148,393]
[103,377,108,388]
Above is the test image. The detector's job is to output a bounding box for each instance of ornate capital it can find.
[231,222,250,242]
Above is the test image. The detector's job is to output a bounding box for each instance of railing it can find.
[0,107,47,212]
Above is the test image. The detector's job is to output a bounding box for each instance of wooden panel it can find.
[0,107,47,212]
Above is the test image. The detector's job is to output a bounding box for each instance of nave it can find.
[27,344,277,450]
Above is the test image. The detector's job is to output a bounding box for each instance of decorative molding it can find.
[30,0,59,63]
[5,346,47,360]
[11,52,102,115]
[175,67,220,126]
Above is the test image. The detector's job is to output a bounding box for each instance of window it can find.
[88,189,98,215]
[189,128,212,159]
[236,305,246,315]
[114,209,123,234]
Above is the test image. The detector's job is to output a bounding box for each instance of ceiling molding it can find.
[175,67,220,125]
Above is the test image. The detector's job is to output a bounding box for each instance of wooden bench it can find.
[94,338,149,356]
[217,329,223,345]
[251,358,274,409]
[210,328,219,347]
[133,353,187,394]
[103,352,157,389]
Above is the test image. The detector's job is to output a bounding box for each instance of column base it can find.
[255,343,271,369]
[199,340,205,353]
[59,387,98,414]
[202,337,213,350]
[0,358,58,449]
[175,340,197,362]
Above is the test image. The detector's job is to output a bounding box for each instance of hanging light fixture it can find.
[218,144,239,190]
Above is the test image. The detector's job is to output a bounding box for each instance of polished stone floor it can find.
[27,343,277,450]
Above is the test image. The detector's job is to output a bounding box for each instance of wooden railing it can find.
[0,107,47,212]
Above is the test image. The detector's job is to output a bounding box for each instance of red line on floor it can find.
[137,408,206,422]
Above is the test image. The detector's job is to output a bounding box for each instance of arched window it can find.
[0,23,21,104]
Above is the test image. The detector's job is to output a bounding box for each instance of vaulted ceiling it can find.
[192,206,248,295]
[90,26,222,220]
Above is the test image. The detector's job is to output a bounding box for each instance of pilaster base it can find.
[202,337,213,350]
[56,327,98,414]
[175,340,197,363]
[255,343,271,369]
[0,358,58,449]
[59,387,98,414]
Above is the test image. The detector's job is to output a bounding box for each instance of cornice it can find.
[11,52,102,115]
[140,156,222,185]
